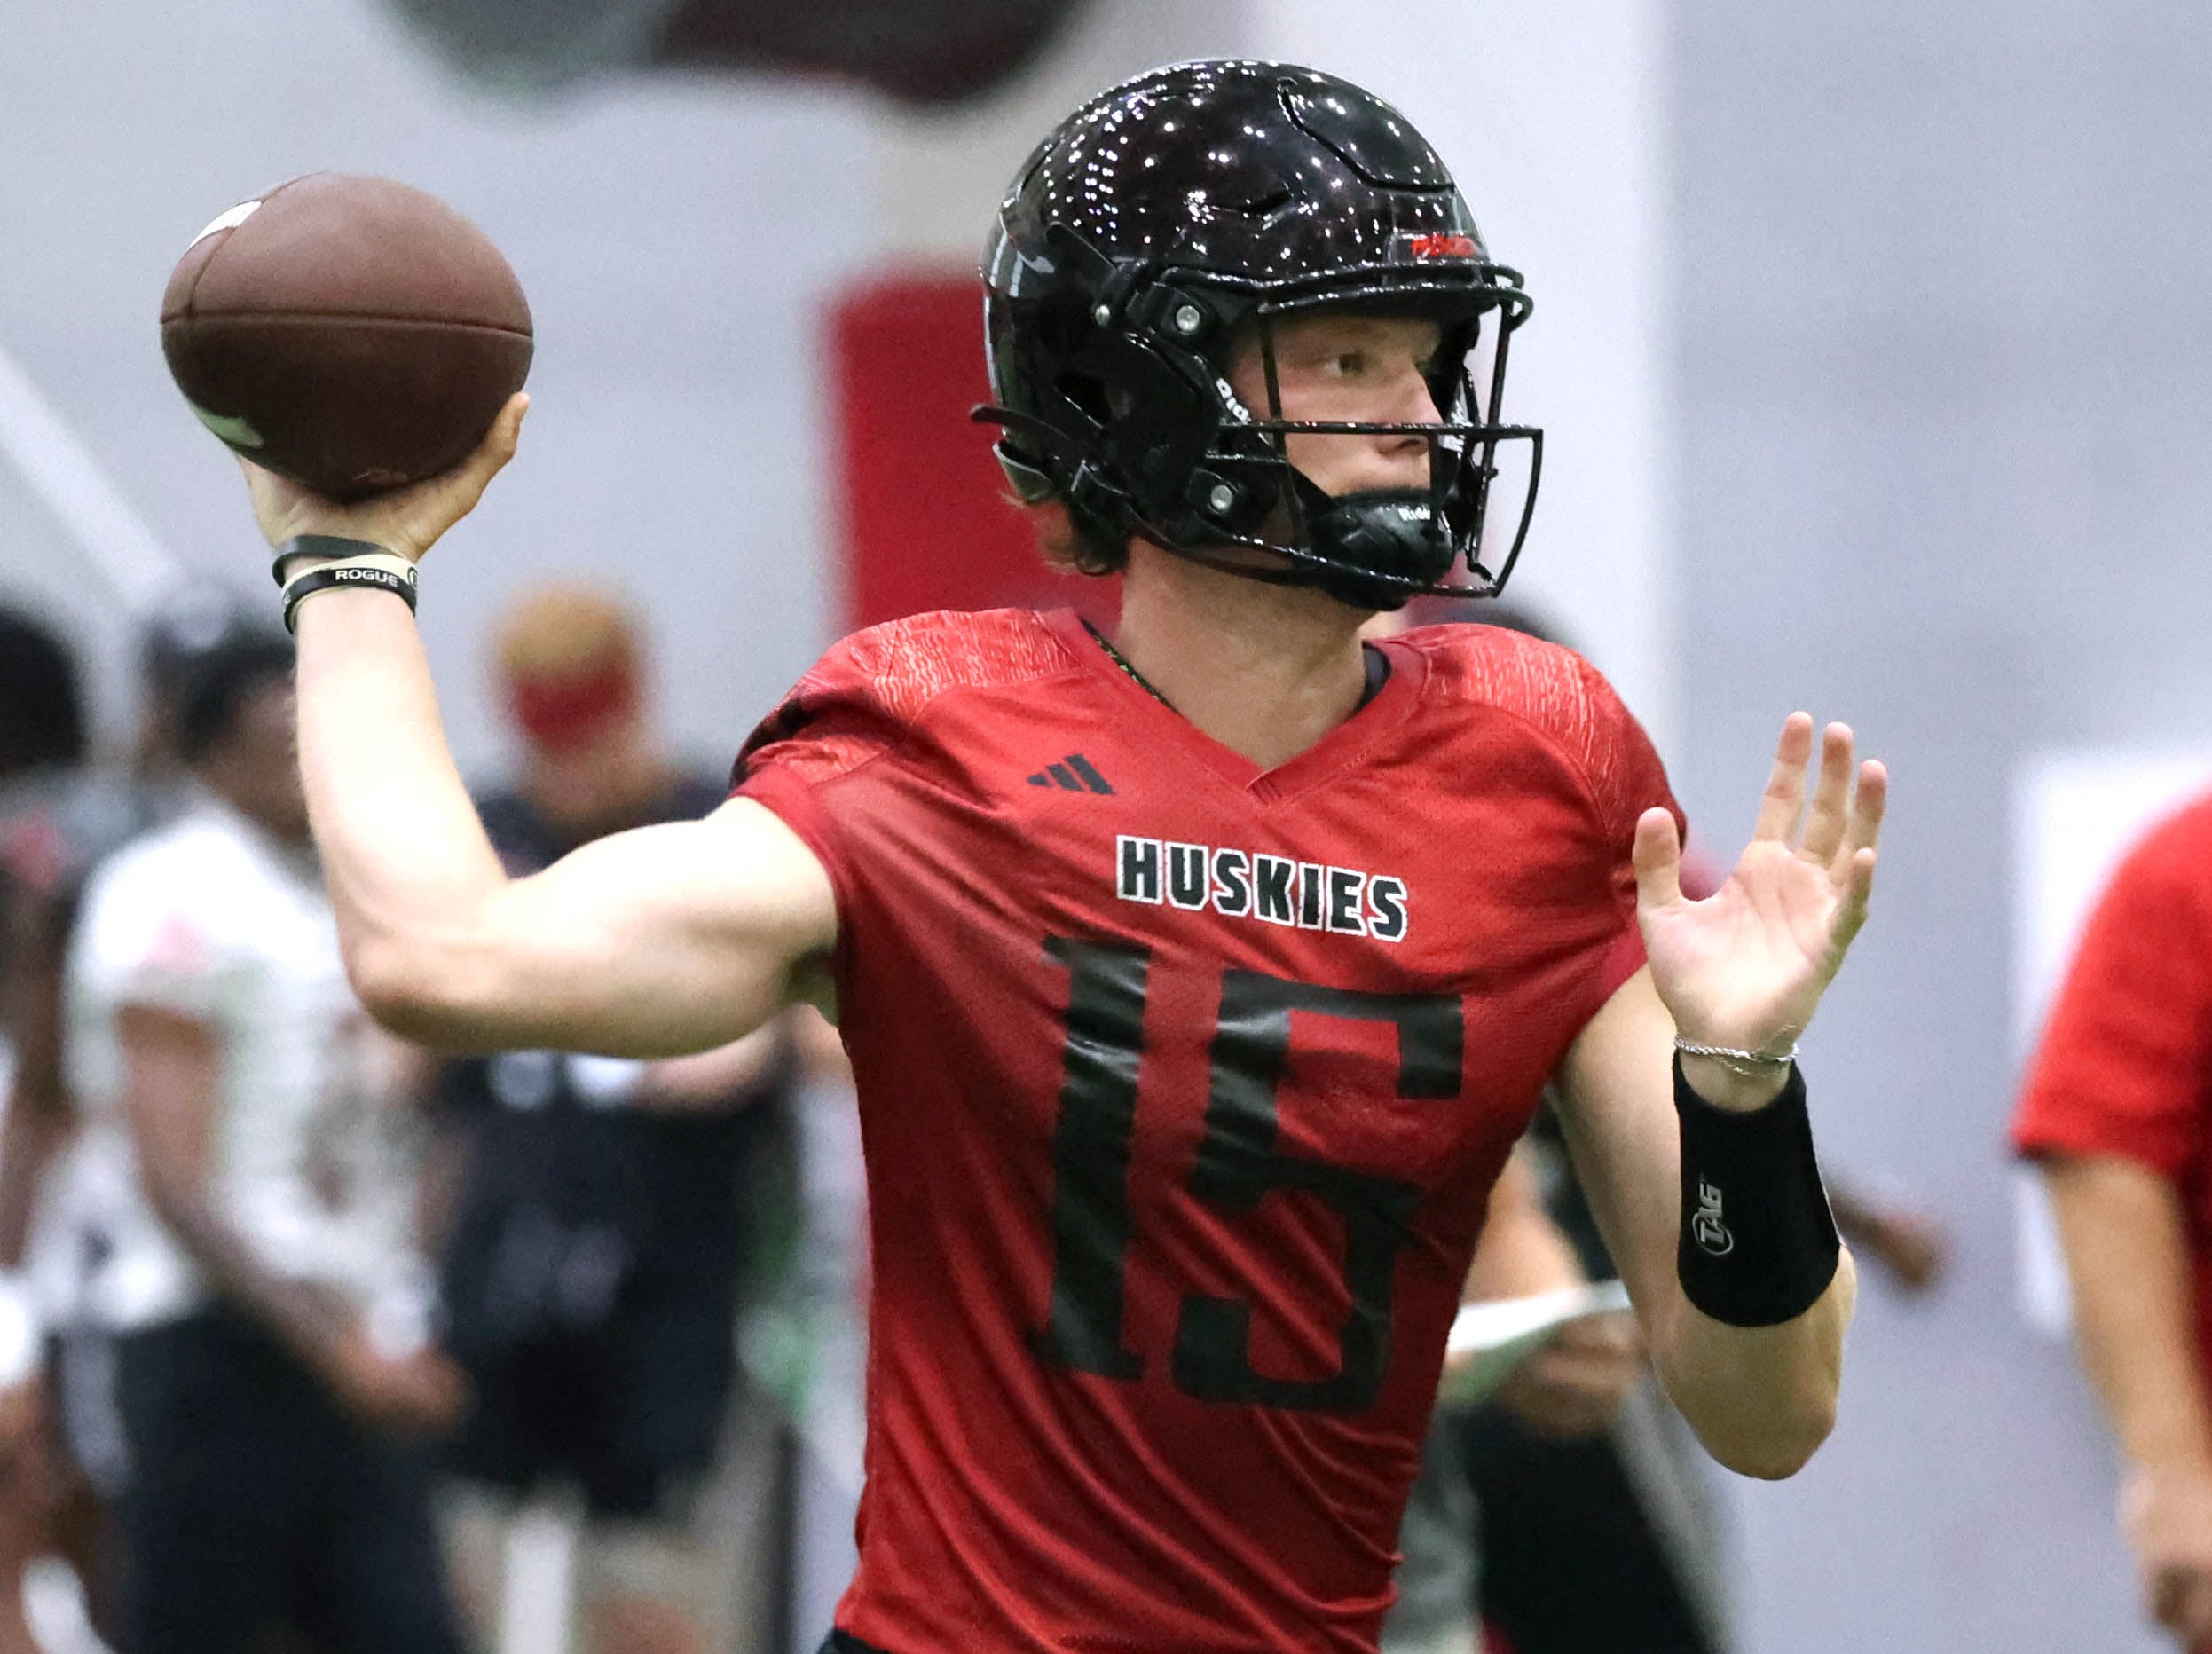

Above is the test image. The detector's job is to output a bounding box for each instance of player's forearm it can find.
[140,1165,354,1374]
[293,590,511,1022]
[0,915,74,1269]
[1557,973,1854,1477]
[1651,1056,1859,1480]
[123,1004,359,1373]
[1653,1250,1855,1479]
[0,1101,67,1272]
[2044,1153,2212,1475]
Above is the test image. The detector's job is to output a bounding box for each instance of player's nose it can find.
[1375,363,1441,469]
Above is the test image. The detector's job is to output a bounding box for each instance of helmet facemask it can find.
[1179,290,1541,611]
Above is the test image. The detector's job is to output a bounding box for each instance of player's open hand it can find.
[1633,713,1885,1102]
[238,391,528,566]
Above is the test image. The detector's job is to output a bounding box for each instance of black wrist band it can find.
[271,534,398,587]
[1674,1055,1840,1327]
[281,564,417,634]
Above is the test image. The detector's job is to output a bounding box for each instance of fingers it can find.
[1632,807,1684,911]
[1842,758,1888,862]
[1799,723,1856,862]
[1752,713,1816,841]
[227,393,530,563]
[234,451,306,548]
[487,390,529,467]
[445,392,530,504]
[1756,713,1888,878]
[374,392,531,563]
[1847,846,1877,908]
[1822,847,1878,955]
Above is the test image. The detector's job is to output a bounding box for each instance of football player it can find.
[235,59,1885,1654]
[0,587,272,1648]
[67,631,468,1654]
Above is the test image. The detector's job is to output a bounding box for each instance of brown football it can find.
[161,173,532,500]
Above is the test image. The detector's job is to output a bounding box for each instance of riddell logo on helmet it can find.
[1398,232,1478,262]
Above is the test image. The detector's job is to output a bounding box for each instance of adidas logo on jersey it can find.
[1027,753,1115,794]
[1114,834,1408,942]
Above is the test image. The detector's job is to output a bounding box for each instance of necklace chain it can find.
[1082,619,1389,720]
[1082,620,1177,711]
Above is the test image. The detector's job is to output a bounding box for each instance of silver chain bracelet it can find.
[1673,1036,1799,1073]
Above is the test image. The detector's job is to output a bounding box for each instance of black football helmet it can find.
[978,59,1540,610]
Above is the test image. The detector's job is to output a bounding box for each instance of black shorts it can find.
[114,1307,464,1654]
[439,1281,739,1521]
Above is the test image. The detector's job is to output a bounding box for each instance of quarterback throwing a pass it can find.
[240,61,1885,1654]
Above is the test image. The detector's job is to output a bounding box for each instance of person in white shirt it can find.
[65,629,468,1654]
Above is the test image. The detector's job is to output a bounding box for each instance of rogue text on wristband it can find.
[281,557,419,633]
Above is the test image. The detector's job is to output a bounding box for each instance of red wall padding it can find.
[826,267,1110,632]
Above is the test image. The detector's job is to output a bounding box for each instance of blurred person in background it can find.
[0,603,91,1654]
[1382,1149,1637,1654]
[431,581,800,1654]
[2015,798,2212,1652]
[0,605,88,790]
[67,629,468,1654]
[0,587,269,1650]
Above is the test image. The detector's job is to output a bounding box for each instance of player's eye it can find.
[1329,350,1368,378]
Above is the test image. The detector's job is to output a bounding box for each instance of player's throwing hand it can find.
[238,390,529,566]
[1632,713,1887,1108]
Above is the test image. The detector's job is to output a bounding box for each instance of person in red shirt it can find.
[228,59,1884,1654]
[2016,795,2212,1652]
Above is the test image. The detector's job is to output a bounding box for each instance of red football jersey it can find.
[735,608,1680,1654]
[2013,793,2212,1374]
